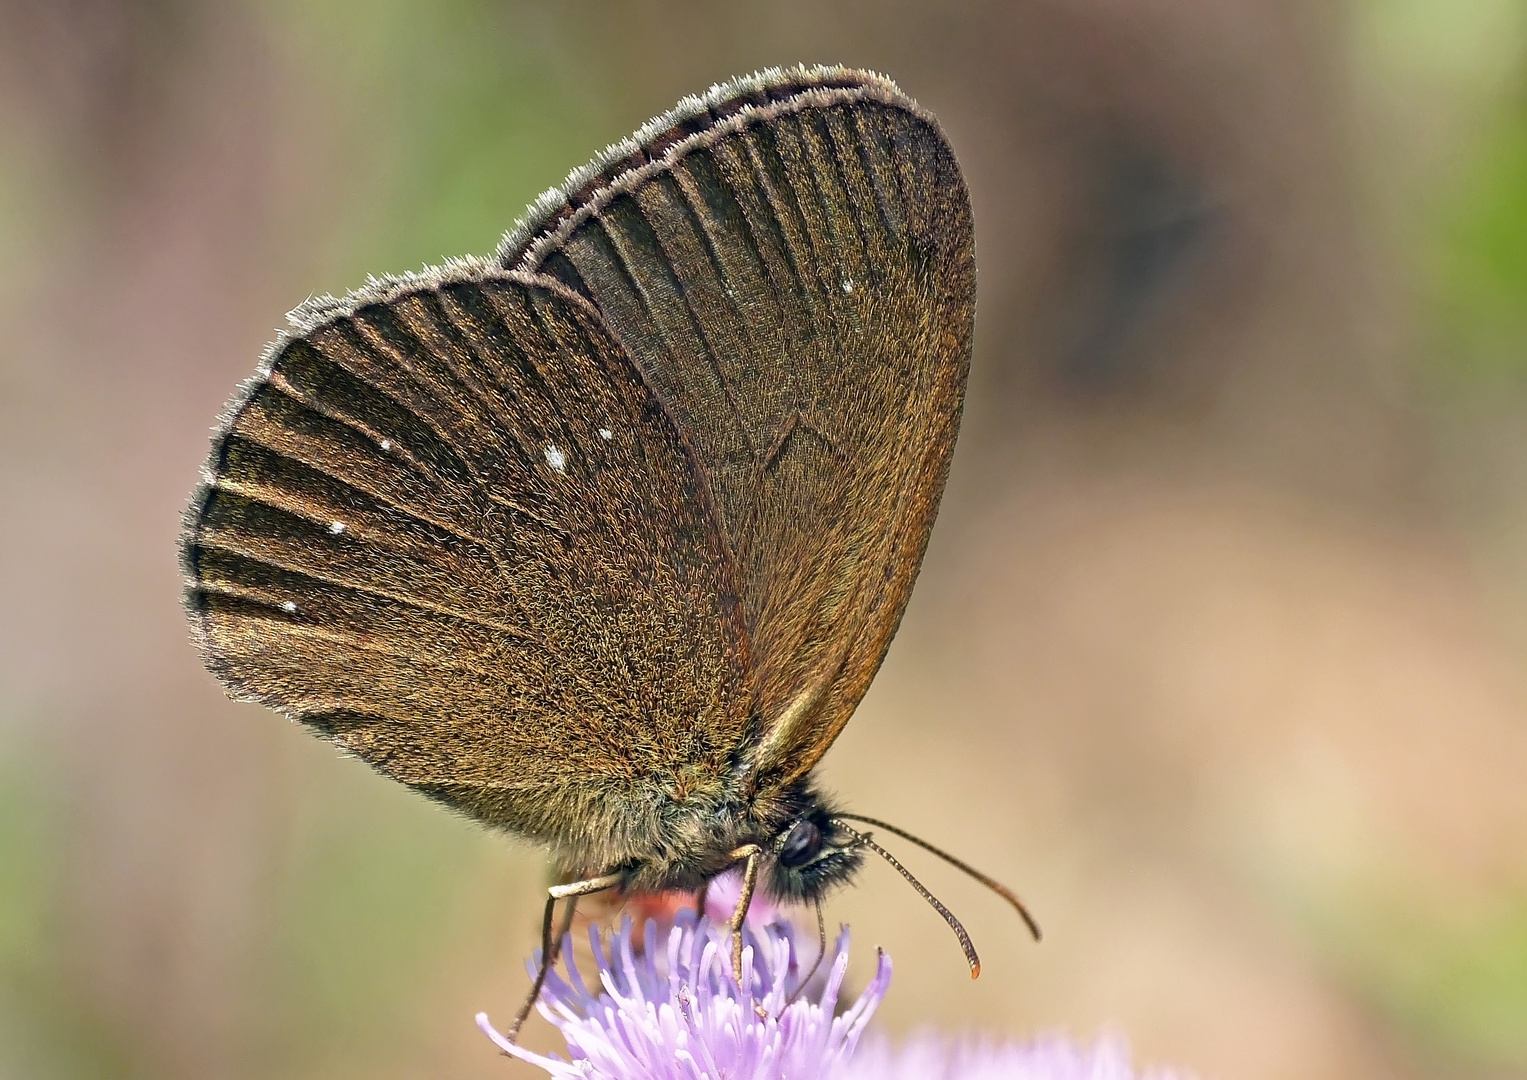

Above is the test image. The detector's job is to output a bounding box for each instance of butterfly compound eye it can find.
[777,819,823,868]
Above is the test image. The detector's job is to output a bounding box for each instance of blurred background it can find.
[3,1,1527,1077]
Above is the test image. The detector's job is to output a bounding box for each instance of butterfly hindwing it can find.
[182,271,752,861]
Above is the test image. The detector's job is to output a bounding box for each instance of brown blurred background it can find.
[3,2,1527,1078]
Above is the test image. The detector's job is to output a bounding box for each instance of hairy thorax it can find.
[537,769,865,904]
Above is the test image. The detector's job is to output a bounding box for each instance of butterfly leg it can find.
[786,899,828,1007]
[504,871,622,1044]
[724,844,763,986]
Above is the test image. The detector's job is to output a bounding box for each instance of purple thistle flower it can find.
[478,912,888,1080]
[479,915,1191,1080]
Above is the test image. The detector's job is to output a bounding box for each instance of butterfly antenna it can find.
[834,813,1042,941]
[832,820,982,978]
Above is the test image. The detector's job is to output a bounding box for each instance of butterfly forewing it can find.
[182,273,752,859]
[500,69,974,783]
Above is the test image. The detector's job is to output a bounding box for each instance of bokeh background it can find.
[3,2,1527,1077]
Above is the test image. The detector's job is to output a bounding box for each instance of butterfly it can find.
[181,65,1036,1035]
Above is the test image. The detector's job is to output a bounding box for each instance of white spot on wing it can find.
[379,438,392,451]
[281,600,298,614]
[328,520,346,535]
[841,278,854,293]
[544,444,567,473]
[598,428,613,441]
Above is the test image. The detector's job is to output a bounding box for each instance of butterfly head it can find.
[764,809,864,902]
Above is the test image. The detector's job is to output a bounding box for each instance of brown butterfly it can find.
[181,65,1036,1035]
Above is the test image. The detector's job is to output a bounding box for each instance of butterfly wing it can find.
[499,67,974,785]
[181,270,751,865]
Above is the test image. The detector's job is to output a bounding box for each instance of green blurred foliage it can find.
[252,752,499,1077]
[266,0,611,287]
[1434,103,1527,384]
[1376,0,1527,390]
[1348,6,1527,1072]
[1314,880,1527,1073]
[0,740,65,1072]
[0,736,133,1080]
